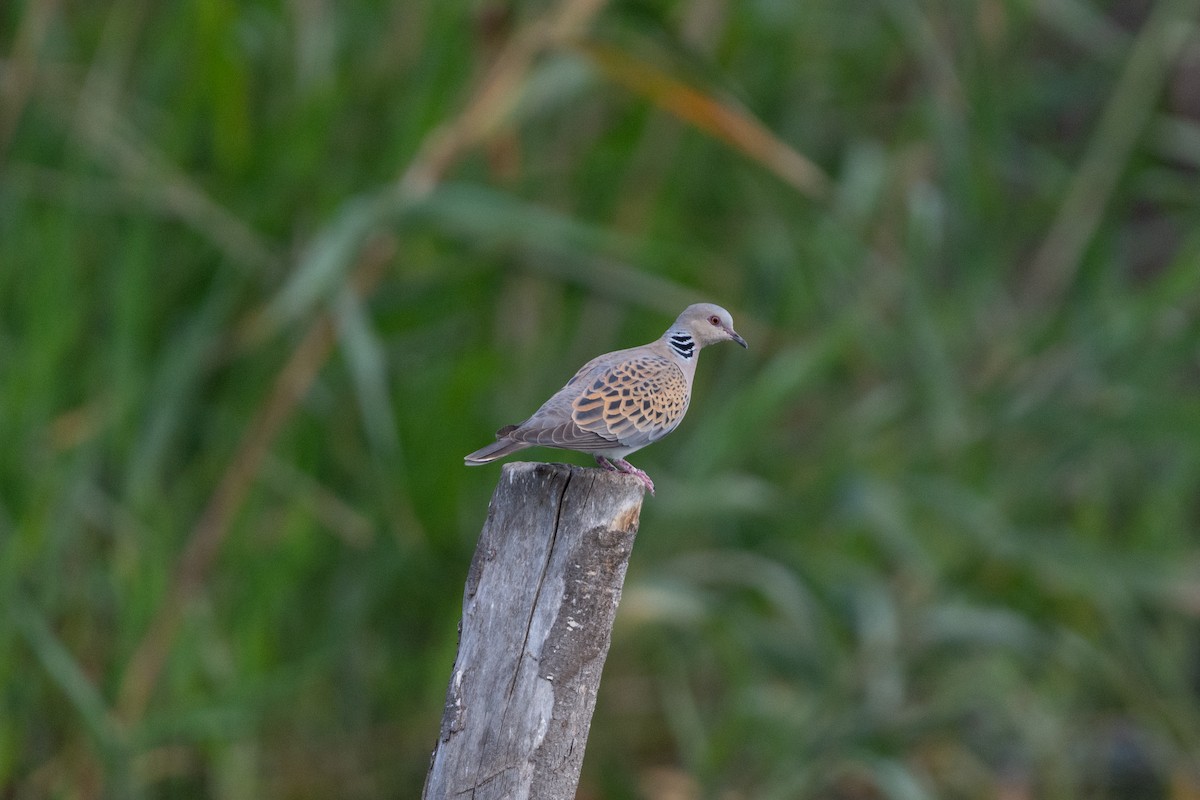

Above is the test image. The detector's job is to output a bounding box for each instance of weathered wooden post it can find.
[423,462,645,800]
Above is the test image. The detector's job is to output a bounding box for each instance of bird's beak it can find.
[727,327,747,348]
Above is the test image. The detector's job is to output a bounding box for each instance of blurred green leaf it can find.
[11,598,124,757]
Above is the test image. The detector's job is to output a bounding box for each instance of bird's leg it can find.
[611,458,655,496]
[594,455,619,473]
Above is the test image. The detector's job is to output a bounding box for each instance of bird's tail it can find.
[464,431,532,465]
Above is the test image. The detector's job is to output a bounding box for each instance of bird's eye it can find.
[709,315,720,326]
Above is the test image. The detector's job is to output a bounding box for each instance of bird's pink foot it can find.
[612,458,655,496]
[594,456,655,494]
[594,455,620,473]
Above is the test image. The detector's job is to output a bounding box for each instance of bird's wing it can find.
[506,350,689,453]
[503,354,623,451]
[504,416,618,451]
[568,352,690,449]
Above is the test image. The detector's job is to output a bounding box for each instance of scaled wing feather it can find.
[569,354,689,449]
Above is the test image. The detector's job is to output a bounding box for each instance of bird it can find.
[464,303,747,495]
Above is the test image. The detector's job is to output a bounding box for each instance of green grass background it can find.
[4,0,1200,797]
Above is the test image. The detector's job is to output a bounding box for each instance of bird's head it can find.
[674,303,747,349]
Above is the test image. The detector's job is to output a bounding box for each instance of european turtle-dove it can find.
[464,303,747,494]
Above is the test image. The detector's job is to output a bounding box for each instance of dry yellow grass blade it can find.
[579,42,830,201]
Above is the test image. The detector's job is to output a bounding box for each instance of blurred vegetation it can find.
[3,0,1200,797]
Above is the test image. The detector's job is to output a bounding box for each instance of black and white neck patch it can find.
[668,332,695,359]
